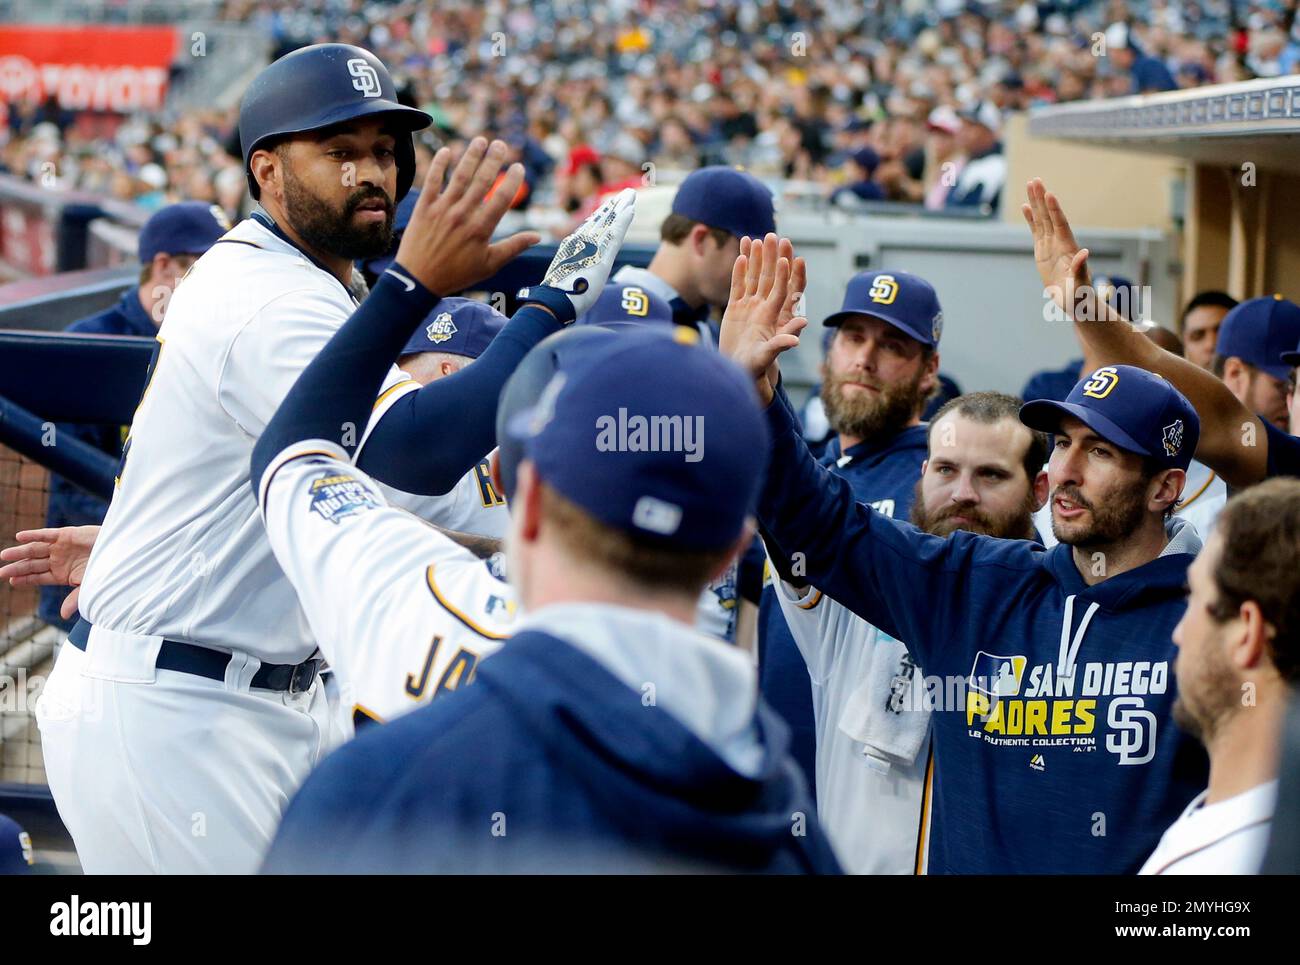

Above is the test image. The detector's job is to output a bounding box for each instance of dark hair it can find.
[926,391,1048,484]
[1207,478,1300,682]
[1210,352,1260,380]
[1181,290,1238,322]
[660,212,733,248]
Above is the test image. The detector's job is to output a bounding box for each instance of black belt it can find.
[67,619,321,695]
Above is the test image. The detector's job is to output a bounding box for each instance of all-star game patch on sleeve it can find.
[258,440,518,726]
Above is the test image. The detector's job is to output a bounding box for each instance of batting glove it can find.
[517,188,636,323]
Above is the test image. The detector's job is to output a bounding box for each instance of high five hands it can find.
[719,233,808,404]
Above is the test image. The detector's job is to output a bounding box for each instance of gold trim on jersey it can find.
[796,589,823,610]
[1175,470,1217,510]
[353,702,385,726]
[913,743,935,875]
[372,377,419,411]
[424,564,511,641]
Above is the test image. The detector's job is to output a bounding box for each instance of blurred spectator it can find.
[1181,291,1239,371]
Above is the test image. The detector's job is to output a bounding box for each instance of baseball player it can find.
[39,202,229,632]
[33,43,589,874]
[1023,177,1300,485]
[757,268,942,794]
[724,233,1208,873]
[260,327,840,874]
[374,297,511,541]
[773,392,1048,874]
[576,165,775,344]
[576,280,754,644]
[1140,479,1300,874]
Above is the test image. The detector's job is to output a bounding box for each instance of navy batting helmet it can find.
[239,44,432,202]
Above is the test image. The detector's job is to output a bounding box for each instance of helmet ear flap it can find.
[394,134,417,204]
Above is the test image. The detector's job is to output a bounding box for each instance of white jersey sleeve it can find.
[218,287,413,439]
[258,440,520,725]
[766,551,856,685]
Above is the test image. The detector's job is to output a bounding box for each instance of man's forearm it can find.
[1071,306,1267,487]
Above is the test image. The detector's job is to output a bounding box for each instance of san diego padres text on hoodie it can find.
[758,388,1207,874]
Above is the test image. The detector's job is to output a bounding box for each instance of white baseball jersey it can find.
[78,215,416,663]
[258,439,518,725]
[770,564,931,874]
[363,378,510,539]
[1139,780,1276,875]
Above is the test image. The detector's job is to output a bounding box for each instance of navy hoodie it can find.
[264,628,842,874]
[758,424,928,793]
[759,388,1208,874]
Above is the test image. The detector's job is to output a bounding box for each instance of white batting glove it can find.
[517,188,636,323]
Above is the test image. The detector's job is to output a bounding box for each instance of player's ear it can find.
[489,449,504,496]
[516,461,543,543]
[1032,468,1049,511]
[249,148,282,201]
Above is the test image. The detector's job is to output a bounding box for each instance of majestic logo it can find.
[1161,419,1184,457]
[425,312,458,344]
[1082,366,1120,399]
[932,310,943,343]
[348,58,382,97]
[620,286,649,317]
[209,204,232,231]
[868,274,899,305]
[1029,754,1045,772]
[968,651,1028,698]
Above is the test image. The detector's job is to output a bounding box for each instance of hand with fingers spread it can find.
[518,188,637,323]
[0,525,100,621]
[1021,177,1106,322]
[392,136,541,296]
[720,233,808,403]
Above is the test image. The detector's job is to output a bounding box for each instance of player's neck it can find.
[135,283,163,330]
[1068,517,1168,586]
[837,409,921,454]
[647,247,702,308]
[1203,690,1283,805]
[523,549,700,627]
[259,203,355,288]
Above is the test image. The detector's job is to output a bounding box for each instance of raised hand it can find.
[719,233,808,403]
[392,137,541,296]
[1022,178,1098,320]
[519,188,636,322]
[0,525,100,620]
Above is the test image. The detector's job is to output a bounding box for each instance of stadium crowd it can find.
[5,0,1300,221]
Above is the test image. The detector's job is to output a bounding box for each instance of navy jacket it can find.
[264,631,842,874]
[758,424,928,794]
[41,287,154,628]
[758,388,1207,873]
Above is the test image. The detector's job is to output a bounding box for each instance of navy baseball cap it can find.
[137,202,230,263]
[576,282,674,331]
[503,329,769,551]
[358,189,421,278]
[0,813,33,874]
[1215,295,1300,381]
[823,269,944,348]
[1020,364,1201,470]
[401,297,505,360]
[671,166,776,241]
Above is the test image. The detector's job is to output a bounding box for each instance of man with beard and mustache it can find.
[757,269,941,801]
[725,232,1209,872]
[32,45,629,874]
[770,391,1048,873]
[1140,479,1300,873]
